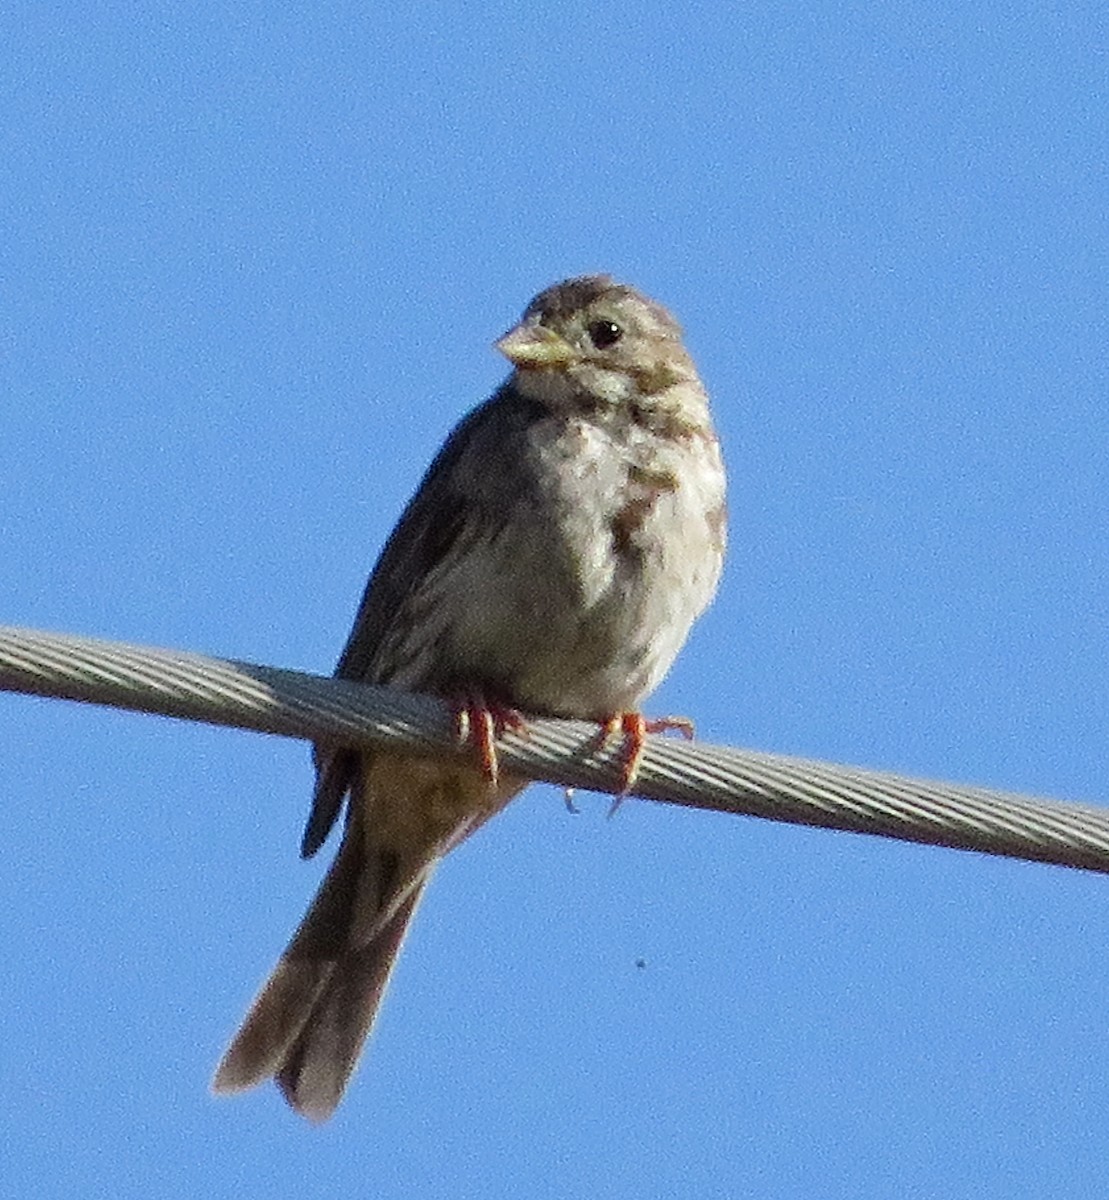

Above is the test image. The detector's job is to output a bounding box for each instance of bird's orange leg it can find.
[599,712,695,812]
[451,690,528,789]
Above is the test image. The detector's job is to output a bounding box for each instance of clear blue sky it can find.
[2,3,1106,1196]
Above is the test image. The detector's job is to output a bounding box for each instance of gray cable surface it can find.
[2,622,1106,873]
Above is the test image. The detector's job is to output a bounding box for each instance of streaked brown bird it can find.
[212,275,727,1121]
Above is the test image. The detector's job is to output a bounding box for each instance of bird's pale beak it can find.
[495,323,577,369]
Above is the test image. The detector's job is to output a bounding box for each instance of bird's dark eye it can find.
[587,319,623,349]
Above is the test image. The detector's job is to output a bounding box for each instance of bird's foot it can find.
[451,690,528,789]
[598,712,695,814]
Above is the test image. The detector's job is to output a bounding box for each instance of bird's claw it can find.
[452,691,527,789]
[599,712,695,815]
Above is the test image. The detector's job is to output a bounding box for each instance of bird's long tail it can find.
[211,813,431,1123]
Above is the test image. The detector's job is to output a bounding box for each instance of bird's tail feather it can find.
[276,883,425,1120]
[211,816,431,1122]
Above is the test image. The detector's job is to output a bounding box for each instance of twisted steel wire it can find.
[2,622,1107,873]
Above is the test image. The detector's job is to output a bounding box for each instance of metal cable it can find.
[1,622,1106,874]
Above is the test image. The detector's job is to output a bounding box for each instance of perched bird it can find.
[211,275,727,1122]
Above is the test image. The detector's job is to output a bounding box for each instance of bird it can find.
[211,275,727,1122]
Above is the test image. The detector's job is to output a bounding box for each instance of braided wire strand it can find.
[1,623,1107,873]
